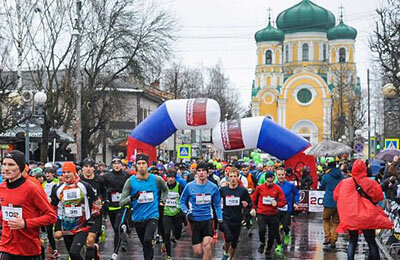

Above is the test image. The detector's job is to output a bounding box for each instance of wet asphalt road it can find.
[54,213,373,259]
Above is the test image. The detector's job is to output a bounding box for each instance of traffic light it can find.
[376,141,381,151]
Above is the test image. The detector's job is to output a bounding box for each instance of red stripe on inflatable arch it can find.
[127,136,157,164]
[284,146,318,190]
[186,98,207,126]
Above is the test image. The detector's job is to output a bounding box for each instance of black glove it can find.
[130,192,141,201]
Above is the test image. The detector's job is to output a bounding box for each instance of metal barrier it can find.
[378,199,400,259]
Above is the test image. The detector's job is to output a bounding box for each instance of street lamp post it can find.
[9,91,47,162]
[383,83,399,144]
[73,0,83,162]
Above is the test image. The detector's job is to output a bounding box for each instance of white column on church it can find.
[323,98,332,140]
[277,99,287,127]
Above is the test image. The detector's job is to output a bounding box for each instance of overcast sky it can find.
[160,0,384,107]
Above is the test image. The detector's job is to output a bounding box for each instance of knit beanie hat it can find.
[82,158,95,167]
[136,153,149,164]
[62,161,77,174]
[3,150,26,172]
[264,171,275,178]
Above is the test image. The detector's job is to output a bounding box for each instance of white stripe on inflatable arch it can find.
[241,116,264,148]
[165,98,220,130]
[211,116,264,151]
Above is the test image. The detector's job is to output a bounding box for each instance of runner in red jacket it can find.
[250,171,286,255]
[0,150,57,259]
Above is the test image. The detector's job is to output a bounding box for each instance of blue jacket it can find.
[275,181,300,213]
[320,167,344,208]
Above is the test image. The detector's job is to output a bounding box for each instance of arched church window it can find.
[339,48,346,63]
[265,50,272,64]
[302,43,309,61]
[323,44,327,61]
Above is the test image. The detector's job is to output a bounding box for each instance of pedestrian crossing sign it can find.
[385,138,399,150]
[177,144,191,159]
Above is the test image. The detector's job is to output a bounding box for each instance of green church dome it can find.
[276,0,336,33]
[327,20,357,40]
[255,21,285,43]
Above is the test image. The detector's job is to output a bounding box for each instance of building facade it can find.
[251,0,359,144]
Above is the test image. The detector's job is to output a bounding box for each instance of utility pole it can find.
[173,69,178,161]
[16,0,22,90]
[367,69,371,161]
[75,0,82,162]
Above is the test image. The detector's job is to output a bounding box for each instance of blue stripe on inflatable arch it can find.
[129,103,177,146]
[257,117,310,160]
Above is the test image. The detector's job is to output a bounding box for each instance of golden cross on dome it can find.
[267,7,272,23]
[339,5,345,21]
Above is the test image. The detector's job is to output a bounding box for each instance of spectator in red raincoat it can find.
[334,159,393,260]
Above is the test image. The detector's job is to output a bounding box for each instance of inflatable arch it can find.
[127,98,317,189]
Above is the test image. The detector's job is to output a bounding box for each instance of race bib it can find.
[63,188,81,201]
[262,196,273,205]
[165,199,177,207]
[2,206,22,221]
[195,194,211,205]
[168,192,179,199]
[44,184,53,197]
[138,191,154,204]
[65,206,83,217]
[111,192,122,202]
[278,204,288,211]
[225,195,240,206]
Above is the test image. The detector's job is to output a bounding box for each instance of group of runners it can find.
[0,150,305,260]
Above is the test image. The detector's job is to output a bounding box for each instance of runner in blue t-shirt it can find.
[180,161,222,260]
[120,154,168,260]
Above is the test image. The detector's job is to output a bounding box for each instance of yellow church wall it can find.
[258,50,263,64]
[293,43,298,62]
[275,50,280,64]
[331,48,336,63]
[259,97,277,120]
[280,76,327,142]
[314,44,319,61]
[349,48,354,63]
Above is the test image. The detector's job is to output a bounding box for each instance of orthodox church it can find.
[251,0,360,144]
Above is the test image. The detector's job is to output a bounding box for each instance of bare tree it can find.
[330,63,363,144]
[205,63,242,119]
[78,0,177,158]
[161,63,203,99]
[369,0,400,139]
[162,62,243,119]
[0,0,77,161]
[370,0,400,90]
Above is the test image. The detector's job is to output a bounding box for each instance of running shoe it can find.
[121,241,128,252]
[166,257,172,260]
[110,253,118,260]
[275,244,283,254]
[161,243,167,253]
[257,243,265,254]
[94,244,101,260]
[284,234,290,245]
[52,250,60,259]
[213,230,218,239]
[221,254,229,260]
[155,234,161,244]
